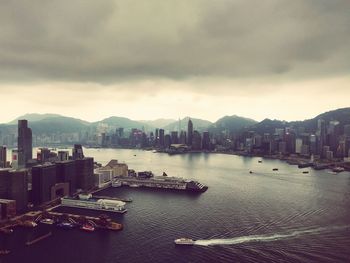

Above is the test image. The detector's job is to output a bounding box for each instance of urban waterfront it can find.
[1,148,350,263]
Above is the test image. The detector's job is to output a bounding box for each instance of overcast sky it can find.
[0,0,349,123]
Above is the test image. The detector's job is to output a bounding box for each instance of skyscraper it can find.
[0,146,6,168]
[18,120,32,168]
[72,144,84,160]
[187,119,193,147]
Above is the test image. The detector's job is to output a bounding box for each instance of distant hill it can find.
[290,107,350,132]
[30,116,90,134]
[139,119,176,129]
[94,116,148,130]
[210,115,257,133]
[249,118,287,135]
[163,117,212,132]
[248,107,350,135]
[8,113,65,125]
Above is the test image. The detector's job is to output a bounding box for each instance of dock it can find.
[93,195,133,202]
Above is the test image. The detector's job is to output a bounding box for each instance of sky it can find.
[0,0,349,123]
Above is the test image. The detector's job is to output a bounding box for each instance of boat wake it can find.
[194,225,349,246]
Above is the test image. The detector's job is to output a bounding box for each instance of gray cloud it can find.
[0,0,349,83]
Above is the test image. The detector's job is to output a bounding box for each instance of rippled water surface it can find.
[2,149,350,262]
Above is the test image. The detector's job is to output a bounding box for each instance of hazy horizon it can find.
[0,1,349,123]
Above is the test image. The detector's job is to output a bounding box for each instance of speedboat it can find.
[40,218,55,225]
[174,238,195,245]
[57,222,76,229]
[81,223,95,232]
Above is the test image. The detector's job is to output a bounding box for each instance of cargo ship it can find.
[112,171,208,193]
[61,194,127,213]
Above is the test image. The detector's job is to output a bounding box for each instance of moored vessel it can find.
[174,238,195,245]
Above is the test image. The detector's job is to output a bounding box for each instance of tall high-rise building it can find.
[187,119,193,147]
[32,164,57,205]
[18,120,32,168]
[72,144,84,160]
[192,131,202,150]
[0,146,6,168]
[171,131,179,144]
[159,129,165,148]
[202,131,210,150]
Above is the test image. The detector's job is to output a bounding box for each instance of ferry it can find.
[112,172,208,193]
[61,194,127,214]
[174,238,195,245]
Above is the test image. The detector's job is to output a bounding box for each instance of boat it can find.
[112,180,122,187]
[61,194,127,214]
[258,160,262,163]
[302,171,309,174]
[332,167,345,173]
[0,250,10,255]
[272,168,279,171]
[56,222,76,229]
[249,171,253,174]
[81,224,95,232]
[174,238,195,245]
[112,174,208,193]
[22,220,38,228]
[40,218,55,225]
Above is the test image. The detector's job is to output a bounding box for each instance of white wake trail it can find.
[194,225,348,246]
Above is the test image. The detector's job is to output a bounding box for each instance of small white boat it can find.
[174,238,195,245]
[112,180,122,187]
[40,218,55,225]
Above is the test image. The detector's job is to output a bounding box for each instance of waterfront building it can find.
[202,131,210,150]
[58,151,69,161]
[11,149,19,169]
[75,157,94,191]
[18,120,32,168]
[179,131,187,145]
[0,199,16,219]
[72,144,84,160]
[317,119,327,155]
[37,148,51,163]
[56,160,77,195]
[187,119,193,147]
[159,129,165,148]
[171,131,179,144]
[0,146,6,168]
[103,160,128,177]
[10,169,29,212]
[295,138,303,154]
[192,131,202,150]
[32,163,57,205]
[164,134,171,149]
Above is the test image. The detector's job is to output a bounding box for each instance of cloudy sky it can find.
[0,0,349,123]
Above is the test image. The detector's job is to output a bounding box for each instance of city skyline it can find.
[0,1,349,123]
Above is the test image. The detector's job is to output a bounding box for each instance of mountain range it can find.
[1,107,350,136]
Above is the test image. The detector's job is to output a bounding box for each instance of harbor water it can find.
[2,148,350,262]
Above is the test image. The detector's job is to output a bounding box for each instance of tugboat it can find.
[174,238,195,245]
